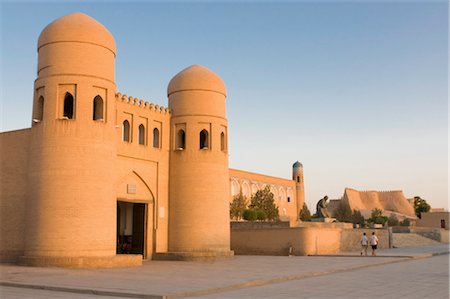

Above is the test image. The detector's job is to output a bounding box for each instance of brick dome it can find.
[38,12,116,54]
[167,65,226,97]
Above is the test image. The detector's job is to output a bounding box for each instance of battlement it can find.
[116,92,171,115]
[345,188,402,194]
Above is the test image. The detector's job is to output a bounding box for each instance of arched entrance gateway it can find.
[116,171,155,259]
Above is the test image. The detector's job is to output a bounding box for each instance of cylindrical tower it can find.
[293,161,305,219]
[23,13,121,266]
[167,65,232,256]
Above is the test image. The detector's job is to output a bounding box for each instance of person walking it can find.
[370,231,379,256]
[360,232,369,256]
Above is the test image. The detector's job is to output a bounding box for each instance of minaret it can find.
[167,65,232,259]
[293,161,305,219]
[21,13,136,267]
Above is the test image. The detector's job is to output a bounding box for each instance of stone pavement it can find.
[0,244,448,299]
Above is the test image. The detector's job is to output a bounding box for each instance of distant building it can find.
[416,211,449,230]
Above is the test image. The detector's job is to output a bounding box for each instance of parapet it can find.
[116,92,171,115]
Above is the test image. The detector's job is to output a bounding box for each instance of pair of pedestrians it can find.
[361,232,379,256]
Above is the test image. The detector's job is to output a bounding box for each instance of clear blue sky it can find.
[1,1,448,210]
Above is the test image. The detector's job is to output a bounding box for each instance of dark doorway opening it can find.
[117,201,146,256]
[441,219,446,229]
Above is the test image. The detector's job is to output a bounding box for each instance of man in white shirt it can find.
[370,232,379,256]
[360,232,369,256]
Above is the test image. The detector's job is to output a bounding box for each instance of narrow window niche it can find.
[33,96,44,123]
[93,95,104,121]
[138,124,145,145]
[177,129,185,150]
[153,128,160,148]
[220,132,226,151]
[200,129,209,150]
[63,92,75,119]
[123,120,131,142]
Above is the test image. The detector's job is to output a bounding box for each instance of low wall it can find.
[298,222,353,229]
[392,226,449,243]
[231,227,392,256]
[231,221,290,230]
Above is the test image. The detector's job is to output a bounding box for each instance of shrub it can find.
[299,203,312,221]
[243,209,257,221]
[368,208,388,225]
[350,209,365,227]
[400,218,410,226]
[256,210,267,221]
[387,214,399,226]
[335,201,352,222]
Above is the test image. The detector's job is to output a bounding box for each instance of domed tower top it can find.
[38,12,116,54]
[293,161,303,169]
[167,65,226,97]
[36,12,116,82]
[167,64,227,118]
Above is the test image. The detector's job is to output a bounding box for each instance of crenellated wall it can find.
[342,188,416,219]
[114,92,171,255]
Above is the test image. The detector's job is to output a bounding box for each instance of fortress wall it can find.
[115,93,171,253]
[345,188,415,218]
[0,129,31,262]
[229,169,297,222]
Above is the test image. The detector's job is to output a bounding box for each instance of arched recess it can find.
[116,171,156,259]
[93,95,104,121]
[63,92,74,119]
[177,129,185,149]
[138,124,145,145]
[35,96,44,121]
[242,181,250,198]
[220,132,226,151]
[231,180,240,197]
[153,128,160,148]
[123,120,130,142]
[200,129,209,149]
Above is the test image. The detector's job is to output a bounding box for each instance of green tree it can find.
[387,214,399,226]
[335,200,352,223]
[368,208,388,225]
[414,196,430,219]
[299,203,312,221]
[256,210,267,221]
[350,209,365,227]
[249,186,279,221]
[243,209,257,221]
[400,218,410,226]
[230,191,248,220]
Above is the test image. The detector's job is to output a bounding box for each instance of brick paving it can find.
[0,244,448,299]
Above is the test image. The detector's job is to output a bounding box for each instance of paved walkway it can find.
[0,244,448,299]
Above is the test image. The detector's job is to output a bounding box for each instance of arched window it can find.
[122,120,130,142]
[63,92,74,119]
[93,95,104,121]
[153,128,160,148]
[200,129,209,149]
[177,129,185,149]
[297,176,300,183]
[220,132,225,151]
[138,124,145,145]
[35,96,44,121]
